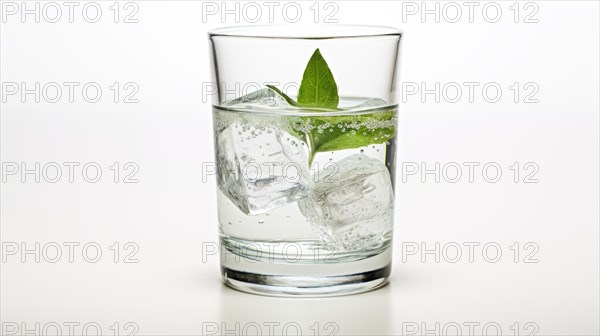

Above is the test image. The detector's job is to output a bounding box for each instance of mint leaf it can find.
[309,112,397,153]
[267,48,396,164]
[297,49,339,109]
[266,85,301,107]
[289,110,397,164]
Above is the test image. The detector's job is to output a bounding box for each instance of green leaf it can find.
[267,49,396,165]
[297,49,339,109]
[266,85,301,107]
[288,110,397,164]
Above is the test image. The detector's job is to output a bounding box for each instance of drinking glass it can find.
[209,25,402,296]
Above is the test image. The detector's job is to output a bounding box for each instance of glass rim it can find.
[209,24,402,40]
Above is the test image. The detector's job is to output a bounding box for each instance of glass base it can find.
[219,236,392,297]
[222,265,391,297]
[221,248,391,297]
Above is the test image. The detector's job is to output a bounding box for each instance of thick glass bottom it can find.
[222,265,391,297]
[219,238,392,297]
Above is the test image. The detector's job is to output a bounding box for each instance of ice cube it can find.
[223,88,290,109]
[298,154,394,250]
[216,121,310,215]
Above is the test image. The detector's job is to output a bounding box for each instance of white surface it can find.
[1,1,599,335]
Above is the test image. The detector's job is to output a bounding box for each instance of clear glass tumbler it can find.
[209,25,402,296]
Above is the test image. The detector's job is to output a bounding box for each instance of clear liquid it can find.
[213,100,398,295]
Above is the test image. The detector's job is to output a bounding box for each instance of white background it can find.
[1,1,599,335]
